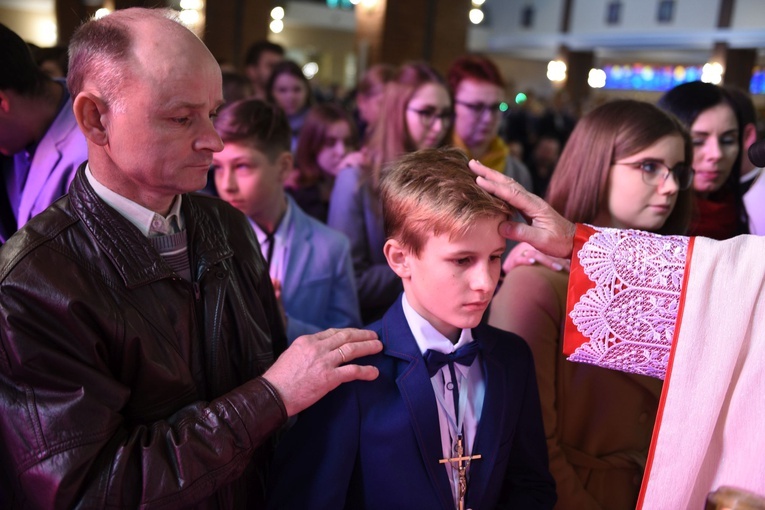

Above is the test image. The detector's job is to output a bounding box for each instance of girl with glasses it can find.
[489,100,693,510]
[328,62,453,323]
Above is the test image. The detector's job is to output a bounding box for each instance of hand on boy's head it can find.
[262,328,382,417]
[469,159,576,259]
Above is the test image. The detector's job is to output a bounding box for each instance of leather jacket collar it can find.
[69,164,233,288]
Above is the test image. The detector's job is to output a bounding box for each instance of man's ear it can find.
[72,92,110,146]
[384,238,411,279]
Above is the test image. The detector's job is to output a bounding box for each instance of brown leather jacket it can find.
[0,167,288,508]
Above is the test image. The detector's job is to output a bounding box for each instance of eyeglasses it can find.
[613,160,695,190]
[455,100,503,118]
[406,107,453,128]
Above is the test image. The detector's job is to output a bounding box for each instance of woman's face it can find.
[404,82,452,150]
[272,73,308,116]
[690,103,739,196]
[316,120,353,177]
[599,134,685,232]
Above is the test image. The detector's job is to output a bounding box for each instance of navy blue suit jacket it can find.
[267,296,556,509]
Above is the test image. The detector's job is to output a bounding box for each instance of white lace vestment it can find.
[567,226,688,380]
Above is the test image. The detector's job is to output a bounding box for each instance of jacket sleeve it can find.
[327,166,401,312]
[0,260,287,509]
[497,340,558,509]
[283,226,361,341]
[324,232,362,329]
[267,379,360,509]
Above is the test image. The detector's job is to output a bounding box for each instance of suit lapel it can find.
[466,327,505,509]
[382,299,455,510]
[282,199,311,297]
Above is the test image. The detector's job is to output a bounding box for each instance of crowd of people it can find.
[1,7,764,509]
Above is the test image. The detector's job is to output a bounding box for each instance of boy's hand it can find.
[334,149,366,176]
[470,159,576,259]
[263,328,382,417]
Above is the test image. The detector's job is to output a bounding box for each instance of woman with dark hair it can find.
[328,62,453,322]
[266,60,312,151]
[490,99,694,510]
[289,103,360,222]
[658,80,748,239]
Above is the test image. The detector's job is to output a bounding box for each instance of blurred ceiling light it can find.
[469,8,484,24]
[37,19,57,47]
[95,8,111,19]
[179,9,200,27]
[271,6,285,20]
[180,0,204,10]
[701,62,724,84]
[302,62,319,79]
[588,68,607,88]
[472,0,486,5]
[547,60,567,82]
[270,19,284,33]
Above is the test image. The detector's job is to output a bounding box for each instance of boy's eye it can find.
[172,117,190,125]
[453,257,471,266]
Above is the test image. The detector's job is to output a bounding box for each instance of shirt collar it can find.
[85,164,184,237]
[250,198,293,243]
[402,293,475,357]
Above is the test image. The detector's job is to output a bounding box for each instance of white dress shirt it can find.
[249,201,294,284]
[401,293,486,507]
[85,164,183,237]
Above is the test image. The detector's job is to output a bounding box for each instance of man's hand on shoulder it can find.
[263,328,382,417]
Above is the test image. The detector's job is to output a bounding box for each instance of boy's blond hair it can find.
[380,147,512,255]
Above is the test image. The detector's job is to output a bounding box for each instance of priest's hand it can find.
[263,328,382,417]
[470,159,576,259]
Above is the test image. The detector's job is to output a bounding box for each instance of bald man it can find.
[0,8,380,508]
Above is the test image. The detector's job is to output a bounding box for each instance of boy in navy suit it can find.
[267,148,556,509]
[212,99,361,342]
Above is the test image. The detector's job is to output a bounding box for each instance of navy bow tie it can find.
[423,341,480,378]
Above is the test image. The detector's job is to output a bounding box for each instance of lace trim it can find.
[567,226,689,379]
